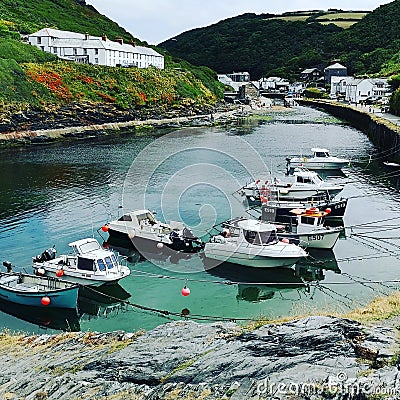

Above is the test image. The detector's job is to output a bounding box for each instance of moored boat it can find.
[269,208,343,249]
[32,238,131,286]
[261,198,348,223]
[286,148,350,171]
[103,209,203,254]
[241,168,344,203]
[204,217,307,268]
[0,262,79,309]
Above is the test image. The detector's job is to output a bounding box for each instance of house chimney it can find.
[116,37,123,45]
[102,34,107,41]
[84,32,89,40]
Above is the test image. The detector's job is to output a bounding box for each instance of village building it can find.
[259,77,290,92]
[324,62,347,84]
[330,76,391,103]
[28,28,164,69]
[218,71,250,92]
[300,68,323,82]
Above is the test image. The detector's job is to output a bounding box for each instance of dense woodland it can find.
[160,1,400,81]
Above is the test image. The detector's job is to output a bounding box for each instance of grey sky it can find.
[86,0,392,45]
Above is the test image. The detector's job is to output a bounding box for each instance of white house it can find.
[259,77,290,92]
[331,77,390,103]
[28,28,164,69]
[218,72,250,92]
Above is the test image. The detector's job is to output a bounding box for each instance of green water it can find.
[1,105,400,334]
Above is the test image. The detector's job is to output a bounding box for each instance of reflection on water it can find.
[0,283,131,333]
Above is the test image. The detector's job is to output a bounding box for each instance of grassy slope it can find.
[0,0,224,115]
[0,0,140,42]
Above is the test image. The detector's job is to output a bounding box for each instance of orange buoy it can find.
[56,269,64,277]
[101,225,109,232]
[41,296,51,306]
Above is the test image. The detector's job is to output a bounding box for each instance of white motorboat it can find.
[241,168,344,202]
[286,148,350,171]
[32,238,131,286]
[269,208,343,249]
[204,217,307,268]
[104,210,203,253]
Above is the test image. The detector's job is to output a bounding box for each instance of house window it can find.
[95,49,98,55]
[83,49,87,55]
[37,37,41,44]
[73,48,77,55]
[53,47,57,54]
[95,58,98,64]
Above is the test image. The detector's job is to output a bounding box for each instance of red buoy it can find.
[181,286,191,296]
[325,208,332,214]
[56,269,64,277]
[41,296,51,306]
[101,225,109,232]
[281,238,290,244]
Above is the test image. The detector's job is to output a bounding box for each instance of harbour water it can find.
[1,105,400,334]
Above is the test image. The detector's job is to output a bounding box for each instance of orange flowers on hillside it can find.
[26,70,72,100]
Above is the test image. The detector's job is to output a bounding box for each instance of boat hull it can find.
[204,244,303,268]
[107,227,202,253]
[32,264,130,287]
[288,160,349,170]
[262,199,348,223]
[277,229,341,249]
[0,274,78,309]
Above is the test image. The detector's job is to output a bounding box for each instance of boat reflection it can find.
[0,283,132,332]
[207,249,340,302]
[78,283,131,321]
[0,298,81,331]
[105,239,197,265]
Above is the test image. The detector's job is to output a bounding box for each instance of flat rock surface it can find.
[0,316,399,399]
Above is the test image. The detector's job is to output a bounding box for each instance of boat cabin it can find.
[286,208,329,233]
[222,218,279,246]
[311,148,333,158]
[66,238,120,273]
[292,169,324,186]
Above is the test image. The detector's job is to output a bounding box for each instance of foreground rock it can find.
[0,316,399,399]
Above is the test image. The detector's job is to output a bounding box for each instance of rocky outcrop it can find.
[0,316,398,399]
[0,102,245,145]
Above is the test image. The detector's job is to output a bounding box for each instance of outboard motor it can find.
[33,247,57,263]
[3,260,12,273]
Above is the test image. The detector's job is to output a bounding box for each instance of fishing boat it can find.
[0,262,79,309]
[103,209,203,253]
[32,238,131,287]
[241,168,344,203]
[261,198,348,223]
[268,208,343,249]
[286,148,350,171]
[204,217,307,268]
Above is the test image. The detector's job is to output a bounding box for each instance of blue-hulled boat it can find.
[0,262,79,309]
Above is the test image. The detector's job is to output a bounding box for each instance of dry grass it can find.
[319,21,357,28]
[270,16,310,22]
[343,292,400,323]
[316,12,367,20]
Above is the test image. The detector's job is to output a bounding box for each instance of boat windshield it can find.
[77,256,95,271]
[315,151,329,158]
[244,229,278,245]
[79,241,101,254]
[137,212,156,225]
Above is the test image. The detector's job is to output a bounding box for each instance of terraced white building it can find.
[28,28,164,69]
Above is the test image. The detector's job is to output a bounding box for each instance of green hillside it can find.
[160,1,400,80]
[0,0,224,119]
[0,0,140,43]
